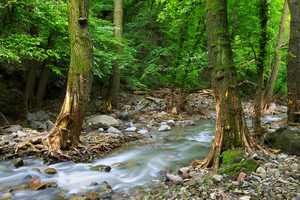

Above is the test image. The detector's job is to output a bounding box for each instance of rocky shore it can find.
[1,93,298,200]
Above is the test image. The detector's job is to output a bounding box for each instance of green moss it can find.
[217,151,259,176]
[220,150,244,165]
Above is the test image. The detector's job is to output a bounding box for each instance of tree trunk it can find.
[35,30,57,108]
[102,0,123,110]
[264,0,288,108]
[195,0,258,172]
[44,0,94,157]
[287,0,300,123]
[23,25,38,110]
[253,0,268,142]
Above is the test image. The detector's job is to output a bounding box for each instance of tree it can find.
[286,0,300,124]
[253,0,268,142]
[102,0,123,110]
[264,0,288,109]
[194,0,261,171]
[23,24,39,109]
[43,0,94,157]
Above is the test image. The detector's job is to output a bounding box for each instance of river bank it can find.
[1,93,298,200]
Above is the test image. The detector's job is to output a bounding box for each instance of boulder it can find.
[30,121,42,130]
[217,150,259,176]
[36,110,50,121]
[86,115,119,129]
[265,126,300,156]
[3,125,22,133]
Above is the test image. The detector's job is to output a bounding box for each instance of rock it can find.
[210,193,217,199]
[265,127,300,156]
[161,111,167,115]
[11,158,23,168]
[171,107,177,115]
[44,120,54,130]
[239,196,251,200]
[256,167,266,174]
[26,113,37,122]
[242,181,250,188]
[212,174,222,182]
[252,153,259,160]
[3,125,22,133]
[0,192,12,199]
[158,125,171,131]
[46,182,58,188]
[50,194,66,200]
[30,120,42,130]
[121,111,129,118]
[90,165,111,172]
[42,168,57,174]
[98,128,104,132]
[218,150,258,176]
[107,126,121,134]
[184,120,195,126]
[111,162,125,168]
[70,195,87,200]
[87,189,99,200]
[86,115,119,129]
[38,123,47,130]
[137,129,150,137]
[167,120,175,126]
[237,172,247,182]
[0,186,13,193]
[16,131,27,137]
[125,127,136,132]
[36,110,49,121]
[251,174,261,182]
[28,178,46,190]
[166,174,183,182]
[129,121,135,127]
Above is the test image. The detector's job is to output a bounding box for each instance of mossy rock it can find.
[217,150,259,176]
[274,128,300,156]
[264,126,288,145]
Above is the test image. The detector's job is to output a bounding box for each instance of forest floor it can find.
[1,91,299,200]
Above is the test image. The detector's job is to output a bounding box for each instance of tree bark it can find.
[264,0,288,108]
[35,30,57,108]
[102,0,123,110]
[253,0,268,142]
[44,0,94,156]
[287,0,300,123]
[195,0,257,172]
[23,24,38,110]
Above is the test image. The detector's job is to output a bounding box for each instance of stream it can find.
[0,114,286,199]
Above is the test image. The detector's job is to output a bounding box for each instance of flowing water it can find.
[0,114,286,199]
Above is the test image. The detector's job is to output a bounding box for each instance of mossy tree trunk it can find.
[196,0,258,172]
[264,0,288,109]
[253,0,268,142]
[44,0,93,156]
[102,0,123,110]
[23,25,38,110]
[35,30,57,108]
[286,0,300,124]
